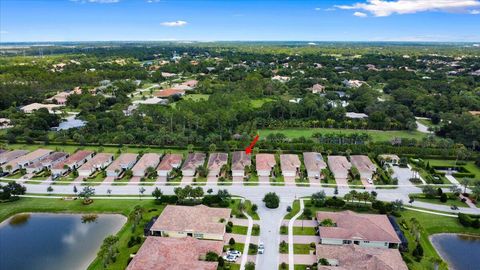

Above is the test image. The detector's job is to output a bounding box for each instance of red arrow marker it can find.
[245,135,259,155]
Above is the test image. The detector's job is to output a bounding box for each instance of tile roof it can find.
[255,153,276,171]
[303,152,327,172]
[280,154,301,171]
[126,237,223,270]
[327,156,351,175]
[78,153,113,171]
[316,244,407,270]
[154,88,185,98]
[350,155,376,175]
[181,153,206,171]
[6,149,52,166]
[0,150,29,164]
[132,153,160,172]
[231,151,251,170]
[52,150,94,169]
[316,211,401,243]
[151,205,231,235]
[207,153,228,171]
[156,153,183,171]
[26,152,68,168]
[106,153,138,172]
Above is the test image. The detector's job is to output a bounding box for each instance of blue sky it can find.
[1,0,479,42]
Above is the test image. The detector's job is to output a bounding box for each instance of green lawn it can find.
[258,128,428,142]
[0,197,166,270]
[280,243,315,255]
[244,174,259,186]
[278,265,310,270]
[251,98,274,108]
[426,159,480,179]
[411,193,468,208]
[292,226,317,235]
[232,225,248,235]
[229,199,260,220]
[270,176,285,186]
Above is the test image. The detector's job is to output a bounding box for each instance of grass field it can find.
[251,98,274,108]
[292,226,317,235]
[411,193,468,208]
[426,159,480,179]
[258,128,428,142]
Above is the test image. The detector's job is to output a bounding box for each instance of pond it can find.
[0,213,126,270]
[430,233,480,270]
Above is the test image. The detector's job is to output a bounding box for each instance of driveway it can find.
[335,177,348,188]
[280,235,320,244]
[391,165,417,186]
[283,176,296,185]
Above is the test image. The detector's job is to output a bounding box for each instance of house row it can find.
[1,149,52,173]
[327,155,377,182]
[315,210,407,270]
[51,150,94,178]
[127,204,230,270]
[25,152,69,174]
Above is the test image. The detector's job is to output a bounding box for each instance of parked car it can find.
[258,242,265,254]
[227,250,242,258]
[450,205,459,210]
[367,178,373,184]
[223,254,237,262]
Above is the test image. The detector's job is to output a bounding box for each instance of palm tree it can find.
[209,143,217,153]
[460,178,471,194]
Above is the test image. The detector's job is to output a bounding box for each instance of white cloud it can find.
[70,0,120,3]
[160,20,188,27]
[314,7,321,11]
[335,0,480,17]
[146,0,161,3]
[471,9,480,14]
[0,30,8,34]
[354,11,368,17]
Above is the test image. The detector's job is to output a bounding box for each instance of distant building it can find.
[0,118,13,129]
[181,153,206,177]
[310,83,326,94]
[350,155,376,180]
[346,112,368,119]
[132,97,168,105]
[303,152,327,179]
[105,153,138,178]
[77,153,114,177]
[342,79,366,88]
[206,153,228,178]
[378,154,400,166]
[21,103,63,114]
[271,75,291,83]
[256,153,276,177]
[231,151,251,178]
[156,154,183,178]
[154,89,186,98]
[280,154,301,177]
[132,153,161,177]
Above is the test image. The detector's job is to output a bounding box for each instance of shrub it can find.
[440,193,448,203]
[325,197,346,208]
[263,192,280,209]
[229,237,236,246]
[205,251,219,261]
[458,213,472,227]
[412,243,424,261]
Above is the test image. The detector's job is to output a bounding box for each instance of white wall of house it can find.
[182,169,196,177]
[257,169,272,177]
[282,170,296,177]
[156,169,171,177]
[307,170,321,178]
[78,168,95,177]
[232,170,245,177]
[320,237,391,249]
[153,230,224,241]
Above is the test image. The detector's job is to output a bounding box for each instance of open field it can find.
[258,128,429,142]
[426,159,480,179]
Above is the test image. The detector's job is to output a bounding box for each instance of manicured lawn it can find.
[292,226,317,235]
[244,174,259,186]
[192,177,207,186]
[426,159,480,179]
[278,265,310,270]
[232,225,248,235]
[258,128,428,142]
[229,199,260,220]
[225,243,245,253]
[270,176,285,186]
[348,179,364,188]
[411,193,468,208]
[295,178,310,187]
[292,244,315,254]
[0,197,166,270]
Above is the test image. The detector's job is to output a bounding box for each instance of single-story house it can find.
[256,153,276,177]
[206,153,228,177]
[0,150,29,165]
[315,244,408,270]
[105,153,138,178]
[316,210,401,249]
[20,103,63,114]
[149,205,231,241]
[51,150,94,178]
[303,152,327,179]
[132,153,161,177]
[231,151,251,177]
[126,237,223,270]
[154,88,186,98]
[310,83,325,94]
[346,112,368,119]
[350,155,377,180]
[77,153,114,177]
[280,154,301,177]
[2,149,52,173]
[0,118,13,129]
[156,154,183,178]
[378,154,400,166]
[25,152,68,174]
[327,156,351,180]
[181,153,206,177]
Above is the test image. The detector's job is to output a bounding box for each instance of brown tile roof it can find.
[327,156,351,175]
[207,153,228,171]
[0,150,29,164]
[151,205,231,235]
[231,151,251,170]
[52,150,94,169]
[280,154,301,171]
[316,211,401,244]
[106,153,138,172]
[303,152,327,172]
[7,149,52,165]
[132,153,160,172]
[255,153,276,171]
[316,244,407,270]
[154,88,185,98]
[156,154,183,171]
[126,237,223,270]
[26,152,68,169]
[350,155,376,175]
[78,153,113,171]
[181,153,206,171]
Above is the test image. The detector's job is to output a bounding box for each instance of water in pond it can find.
[430,233,480,270]
[0,213,125,270]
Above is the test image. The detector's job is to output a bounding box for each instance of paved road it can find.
[415,117,432,134]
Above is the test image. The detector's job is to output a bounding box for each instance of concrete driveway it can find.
[391,165,416,186]
[280,235,320,244]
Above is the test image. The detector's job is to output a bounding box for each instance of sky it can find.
[1,0,480,42]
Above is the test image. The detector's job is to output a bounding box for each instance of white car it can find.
[367,178,373,184]
[223,254,237,262]
[258,243,265,254]
[227,250,242,257]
